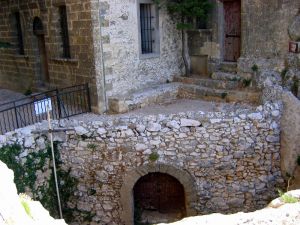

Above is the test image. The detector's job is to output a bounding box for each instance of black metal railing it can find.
[0,83,91,135]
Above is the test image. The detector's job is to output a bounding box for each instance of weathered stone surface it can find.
[180,119,201,127]
[0,101,284,224]
[0,160,67,225]
[158,190,300,225]
[74,126,89,136]
[281,92,300,178]
[289,15,300,41]
[146,122,162,132]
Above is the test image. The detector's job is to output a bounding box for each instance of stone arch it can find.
[120,164,197,225]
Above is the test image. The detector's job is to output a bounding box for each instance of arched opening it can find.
[120,164,197,225]
[133,172,186,224]
[33,17,49,87]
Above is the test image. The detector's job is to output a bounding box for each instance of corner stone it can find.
[180,119,201,127]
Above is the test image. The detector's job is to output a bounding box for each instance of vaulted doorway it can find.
[33,17,49,87]
[133,173,186,224]
[223,0,241,62]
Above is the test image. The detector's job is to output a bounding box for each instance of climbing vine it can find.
[0,142,79,223]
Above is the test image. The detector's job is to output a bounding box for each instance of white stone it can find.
[74,126,89,135]
[248,112,263,120]
[210,118,222,124]
[136,143,147,151]
[266,135,279,143]
[136,124,146,133]
[0,135,6,144]
[166,120,180,129]
[271,110,280,117]
[97,127,107,135]
[146,122,161,132]
[24,136,34,148]
[180,119,201,127]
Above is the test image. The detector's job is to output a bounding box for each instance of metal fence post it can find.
[13,102,19,129]
[86,83,92,112]
[56,89,62,119]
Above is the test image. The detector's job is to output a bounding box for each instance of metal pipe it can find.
[47,105,63,219]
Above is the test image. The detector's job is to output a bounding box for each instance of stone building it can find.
[1,1,300,225]
[0,0,182,113]
[0,0,299,112]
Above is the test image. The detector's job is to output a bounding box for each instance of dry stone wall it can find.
[0,101,284,224]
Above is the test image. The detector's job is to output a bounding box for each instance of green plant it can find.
[291,78,299,97]
[87,143,97,151]
[221,92,228,99]
[242,78,252,87]
[0,142,80,222]
[278,190,299,203]
[24,88,32,96]
[281,68,288,82]
[155,0,213,29]
[149,152,159,162]
[20,194,32,218]
[0,41,12,48]
[251,64,259,72]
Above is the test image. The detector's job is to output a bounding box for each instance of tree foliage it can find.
[154,0,213,29]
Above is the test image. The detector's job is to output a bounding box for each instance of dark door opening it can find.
[33,17,49,87]
[224,0,241,62]
[133,173,186,224]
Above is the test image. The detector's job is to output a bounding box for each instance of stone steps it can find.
[220,62,238,73]
[108,83,180,113]
[174,76,241,90]
[178,84,261,104]
[211,71,242,81]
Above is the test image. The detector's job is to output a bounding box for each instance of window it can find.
[59,5,70,58]
[14,12,24,55]
[139,1,159,55]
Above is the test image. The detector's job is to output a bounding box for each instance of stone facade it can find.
[0,100,284,224]
[99,0,183,97]
[188,0,300,74]
[0,0,104,111]
[0,0,183,112]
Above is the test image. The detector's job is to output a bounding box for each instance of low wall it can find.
[0,102,284,224]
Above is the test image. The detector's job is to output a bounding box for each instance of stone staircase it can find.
[176,62,260,105]
[108,62,261,113]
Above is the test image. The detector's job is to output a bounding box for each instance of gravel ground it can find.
[73,99,256,122]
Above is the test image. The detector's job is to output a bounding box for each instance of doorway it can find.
[133,172,186,224]
[223,0,241,62]
[33,17,49,87]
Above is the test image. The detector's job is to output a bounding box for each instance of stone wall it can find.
[0,0,103,111]
[99,0,183,97]
[0,101,284,224]
[238,0,299,73]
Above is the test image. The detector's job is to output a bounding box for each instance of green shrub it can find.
[149,152,159,162]
[242,78,252,87]
[278,190,299,203]
[251,64,259,72]
[20,194,32,218]
[221,92,228,99]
